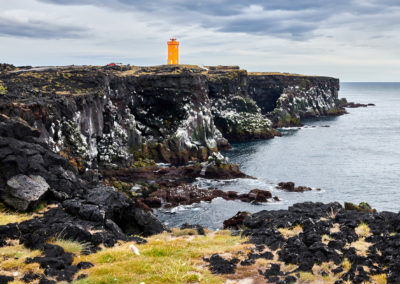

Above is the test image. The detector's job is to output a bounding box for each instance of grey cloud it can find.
[218,19,315,39]
[0,17,88,39]
[35,0,400,39]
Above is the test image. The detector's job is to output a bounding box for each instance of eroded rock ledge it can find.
[0,64,344,171]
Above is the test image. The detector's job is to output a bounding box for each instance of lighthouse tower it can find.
[167,38,179,65]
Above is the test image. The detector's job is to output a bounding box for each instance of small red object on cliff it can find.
[107,63,116,66]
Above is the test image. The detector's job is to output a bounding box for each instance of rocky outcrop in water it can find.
[276,181,320,192]
[141,185,274,209]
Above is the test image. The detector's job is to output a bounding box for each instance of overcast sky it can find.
[0,0,399,81]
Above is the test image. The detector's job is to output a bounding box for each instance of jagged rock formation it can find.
[205,67,344,140]
[0,64,344,171]
[0,114,165,236]
[248,73,344,127]
[0,63,351,283]
[206,66,276,141]
[0,64,226,169]
[0,114,165,280]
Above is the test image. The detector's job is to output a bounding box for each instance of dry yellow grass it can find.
[312,261,336,277]
[297,271,337,284]
[370,274,387,284]
[341,258,352,272]
[355,222,372,238]
[0,203,35,225]
[350,239,372,257]
[330,223,341,234]
[170,228,199,237]
[119,65,205,77]
[321,234,333,245]
[326,207,339,220]
[74,230,252,284]
[49,239,89,255]
[278,224,303,239]
[0,202,55,225]
[0,244,43,277]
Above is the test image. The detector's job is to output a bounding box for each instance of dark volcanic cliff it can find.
[206,66,276,141]
[248,73,343,126]
[0,65,227,169]
[0,64,344,170]
[205,67,343,139]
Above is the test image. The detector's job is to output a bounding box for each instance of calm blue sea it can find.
[156,83,400,229]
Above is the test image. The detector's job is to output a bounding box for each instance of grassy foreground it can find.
[0,204,253,284]
[74,230,251,284]
[0,206,389,283]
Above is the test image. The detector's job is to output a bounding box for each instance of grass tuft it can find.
[370,274,387,284]
[321,234,333,245]
[171,228,199,237]
[49,238,89,255]
[0,203,35,225]
[350,239,372,257]
[326,207,338,220]
[0,244,43,277]
[278,224,303,239]
[330,223,341,234]
[341,258,352,272]
[355,222,372,238]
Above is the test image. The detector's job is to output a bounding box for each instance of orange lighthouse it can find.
[167,38,179,64]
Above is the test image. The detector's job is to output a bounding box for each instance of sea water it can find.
[155,83,400,229]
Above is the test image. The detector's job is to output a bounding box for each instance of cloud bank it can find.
[0,0,399,81]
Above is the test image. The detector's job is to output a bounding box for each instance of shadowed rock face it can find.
[206,68,276,141]
[0,65,343,171]
[248,74,344,127]
[0,65,226,169]
[0,115,165,235]
[206,68,343,140]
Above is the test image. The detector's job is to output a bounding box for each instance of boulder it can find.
[277,182,295,191]
[276,182,313,192]
[249,189,272,202]
[2,174,49,211]
[223,211,251,230]
[344,201,376,213]
[204,254,239,274]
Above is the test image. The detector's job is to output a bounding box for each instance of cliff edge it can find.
[0,64,344,170]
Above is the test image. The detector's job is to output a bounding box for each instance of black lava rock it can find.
[204,254,239,274]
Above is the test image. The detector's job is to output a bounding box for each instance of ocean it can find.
[155,83,400,229]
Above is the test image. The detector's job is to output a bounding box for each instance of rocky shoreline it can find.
[0,63,380,283]
[208,202,400,283]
